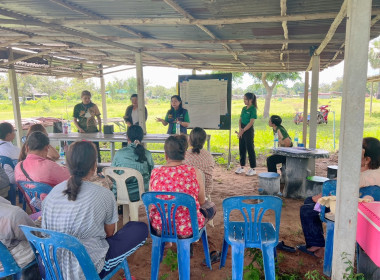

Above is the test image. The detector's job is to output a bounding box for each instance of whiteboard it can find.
[178,74,231,130]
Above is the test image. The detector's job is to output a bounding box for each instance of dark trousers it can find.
[93,141,101,163]
[239,126,256,168]
[267,154,286,173]
[99,221,148,277]
[300,197,325,248]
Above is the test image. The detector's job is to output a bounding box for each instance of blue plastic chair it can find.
[321,182,380,277]
[318,180,337,277]
[0,241,37,279]
[19,225,132,280]
[17,181,53,213]
[0,155,17,205]
[359,185,380,201]
[142,191,212,280]
[219,196,282,280]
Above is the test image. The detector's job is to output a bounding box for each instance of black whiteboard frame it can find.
[178,73,232,130]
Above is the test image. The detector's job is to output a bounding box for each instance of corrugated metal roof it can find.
[0,0,379,77]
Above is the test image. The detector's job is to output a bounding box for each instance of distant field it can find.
[1,96,379,166]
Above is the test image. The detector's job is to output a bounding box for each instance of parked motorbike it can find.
[294,105,329,125]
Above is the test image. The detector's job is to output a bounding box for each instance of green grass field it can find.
[1,96,380,165]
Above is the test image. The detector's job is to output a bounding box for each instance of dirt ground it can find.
[120,153,338,280]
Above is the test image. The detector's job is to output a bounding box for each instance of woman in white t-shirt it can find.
[42,141,148,279]
[0,122,20,184]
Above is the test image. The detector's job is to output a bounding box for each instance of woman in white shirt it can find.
[0,122,20,184]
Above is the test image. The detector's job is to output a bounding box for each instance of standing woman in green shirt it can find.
[235,92,258,176]
[156,95,190,134]
[73,90,102,162]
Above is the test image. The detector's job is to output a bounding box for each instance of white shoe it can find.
[246,168,256,176]
[235,167,245,174]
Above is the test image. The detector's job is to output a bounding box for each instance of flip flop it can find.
[296,244,318,257]
[276,241,296,253]
[202,250,221,266]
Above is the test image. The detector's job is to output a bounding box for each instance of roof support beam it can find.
[8,48,23,147]
[36,9,380,26]
[116,37,342,45]
[309,55,319,149]
[136,52,146,133]
[0,46,68,67]
[306,0,348,71]
[280,0,289,69]
[163,0,247,67]
[0,7,177,68]
[333,0,371,277]
[99,65,107,125]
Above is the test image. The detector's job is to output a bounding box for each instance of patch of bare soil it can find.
[122,153,338,280]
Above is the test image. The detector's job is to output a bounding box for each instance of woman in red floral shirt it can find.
[149,135,206,237]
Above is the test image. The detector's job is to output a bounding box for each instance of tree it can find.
[330,77,343,93]
[368,39,380,99]
[249,72,301,118]
[292,82,305,96]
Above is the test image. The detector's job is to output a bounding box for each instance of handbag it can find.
[200,200,216,220]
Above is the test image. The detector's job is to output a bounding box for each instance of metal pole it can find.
[135,52,146,134]
[100,64,107,125]
[370,81,373,117]
[309,55,320,149]
[302,71,309,146]
[8,48,22,147]
[333,111,336,150]
[332,0,371,278]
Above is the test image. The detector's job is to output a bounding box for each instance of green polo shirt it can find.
[240,105,257,125]
[165,110,190,134]
[275,125,291,140]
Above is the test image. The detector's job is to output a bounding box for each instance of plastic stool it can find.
[306,176,329,197]
[258,172,280,195]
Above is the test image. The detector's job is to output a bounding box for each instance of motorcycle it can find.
[294,105,329,125]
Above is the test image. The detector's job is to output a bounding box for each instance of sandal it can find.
[276,241,296,253]
[202,250,221,266]
[296,244,318,258]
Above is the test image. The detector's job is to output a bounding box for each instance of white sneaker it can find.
[246,168,256,176]
[235,167,245,174]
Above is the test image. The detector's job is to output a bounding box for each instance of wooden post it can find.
[8,48,22,147]
[309,55,319,149]
[100,65,107,125]
[332,0,371,278]
[135,52,146,133]
[370,82,373,117]
[302,71,309,146]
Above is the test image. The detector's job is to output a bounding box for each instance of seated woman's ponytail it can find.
[63,141,97,201]
[127,125,147,163]
[189,127,207,154]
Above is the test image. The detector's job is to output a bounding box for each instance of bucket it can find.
[258,172,280,195]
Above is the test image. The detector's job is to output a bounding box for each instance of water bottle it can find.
[294,133,299,147]
[274,132,278,149]
[59,146,65,159]
[176,121,181,135]
[62,123,68,134]
[67,121,71,134]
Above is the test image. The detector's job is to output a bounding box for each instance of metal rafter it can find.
[163,0,247,67]
[0,7,178,68]
[280,0,288,69]
[47,0,184,64]
[306,0,348,71]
